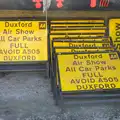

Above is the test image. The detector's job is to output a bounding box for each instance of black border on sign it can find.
[0,17,49,64]
[51,47,57,94]
[54,55,61,105]
[56,51,120,93]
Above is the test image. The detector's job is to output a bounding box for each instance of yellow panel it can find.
[55,48,114,53]
[50,29,106,34]
[55,48,114,86]
[57,52,120,92]
[109,19,120,43]
[51,20,104,23]
[50,35,105,41]
[51,27,106,30]
[0,21,48,62]
[53,41,110,48]
[51,24,104,27]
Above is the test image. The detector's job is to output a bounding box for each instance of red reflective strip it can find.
[90,0,97,7]
[101,0,104,6]
[35,2,42,8]
[99,0,109,7]
[36,0,41,2]
[57,3,63,8]
[106,0,110,7]
[56,0,64,8]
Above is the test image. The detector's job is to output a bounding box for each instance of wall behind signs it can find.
[0,0,120,10]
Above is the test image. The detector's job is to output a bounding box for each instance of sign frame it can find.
[52,51,120,105]
[51,46,115,90]
[52,48,116,86]
[0,17,49,77]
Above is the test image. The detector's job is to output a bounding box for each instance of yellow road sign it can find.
[57,52,120,92]
[0,21,48,62]
[51,26,106,30]
[50,35,106,56]
[53,41,110,48]
[50,35,106,42]
[50,29,106,34]
[54,47,114,53]
[109,19,120,42]
[51,20,105,23]
[51,24,105,28]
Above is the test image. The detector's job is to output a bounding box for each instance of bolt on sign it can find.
[109,18,120,51]
[56,52,120,92]
[0,20,47,62]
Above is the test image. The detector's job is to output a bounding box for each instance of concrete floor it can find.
[0,72,120,120]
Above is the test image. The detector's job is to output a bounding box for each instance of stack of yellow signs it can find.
[50,19,114,63]
[50,19,114,69]
[50,19,107,50]
[49,19,120,105]
[52,37,113,53]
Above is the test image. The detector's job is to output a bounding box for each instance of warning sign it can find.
[109,19,120,42]
[57,52,120,92]
[0,21,47,62]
